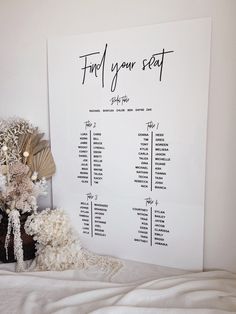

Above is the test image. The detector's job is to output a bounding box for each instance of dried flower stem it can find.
[4,213,12,261]
[3,151,10,185]
[4,210,24,271]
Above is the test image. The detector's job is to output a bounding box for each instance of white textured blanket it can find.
[0,260,235,314]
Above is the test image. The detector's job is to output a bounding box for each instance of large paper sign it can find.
[48,18,211,270]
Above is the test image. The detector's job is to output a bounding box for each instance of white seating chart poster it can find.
[48,18,211,270]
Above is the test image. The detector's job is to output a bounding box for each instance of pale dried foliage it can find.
[0,118,36,164]
[0,161,47,213]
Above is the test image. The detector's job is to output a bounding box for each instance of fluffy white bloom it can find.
[25,208,77,247]
[25,208,122,275]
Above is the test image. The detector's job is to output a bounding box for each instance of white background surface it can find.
[0,0,235,272]
[48,19,210,270]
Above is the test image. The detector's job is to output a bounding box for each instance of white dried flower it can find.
[25,208,122,275]
[31,172,38,181]
[5,209,24,272]
[0,174,6,192]
[23,151,29,157]
[34,178,47,196]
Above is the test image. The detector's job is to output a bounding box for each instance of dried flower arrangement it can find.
[0,118,122,275]
[0,118,56,271]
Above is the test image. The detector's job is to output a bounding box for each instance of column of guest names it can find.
[132,198,170,246]
[134,121,170,191]
[77,121,104,186]
[79,193,108,237]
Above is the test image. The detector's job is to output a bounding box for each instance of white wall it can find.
[0,0,235,272]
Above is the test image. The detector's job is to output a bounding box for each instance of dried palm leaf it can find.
[18,132,49,161]
[32,140,49,155]
[28,147,56,179]
[31,133,45,148]
[18,133,31,154]
[24,136,33,155]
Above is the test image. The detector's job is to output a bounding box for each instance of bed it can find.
[0,258,236,314]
